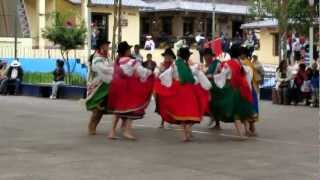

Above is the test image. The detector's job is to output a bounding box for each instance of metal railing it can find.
[0,46,89,63]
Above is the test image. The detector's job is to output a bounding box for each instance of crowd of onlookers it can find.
[273,33,319,108]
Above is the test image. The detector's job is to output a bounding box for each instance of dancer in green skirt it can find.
[212,44,255,139]
[86,38,113,135]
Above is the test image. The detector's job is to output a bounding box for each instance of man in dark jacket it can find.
[0,60,23,95]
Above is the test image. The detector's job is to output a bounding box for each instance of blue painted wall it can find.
[1,58,88,77]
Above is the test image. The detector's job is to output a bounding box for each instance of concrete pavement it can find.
[0,96,318,180]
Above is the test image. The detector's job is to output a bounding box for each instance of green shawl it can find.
[175,58,195,84]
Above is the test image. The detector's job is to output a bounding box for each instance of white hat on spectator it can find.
[10,60,21,67]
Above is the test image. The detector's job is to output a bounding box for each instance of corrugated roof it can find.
[142,1,249,15]
[68,0,152,8]
[241,19,278,29]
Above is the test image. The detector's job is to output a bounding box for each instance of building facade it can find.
[140,0,249,47]
[0,0,148,49]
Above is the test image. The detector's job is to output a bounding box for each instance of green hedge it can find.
[23,72,86,86]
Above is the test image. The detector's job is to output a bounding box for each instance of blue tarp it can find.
[1,58,88,77]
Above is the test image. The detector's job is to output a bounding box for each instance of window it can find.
[183,17,194,35]
[161,16,173,35]
[273,33,279,56]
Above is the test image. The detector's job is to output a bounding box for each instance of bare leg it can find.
[122,119,136,140]
[181,124,191,142]
[88,109,103,135]
[234,120,246,139]
[108,115,120,139]
[186,124,193,140]
[249,121,257,136]
[159,120,165,128]
[243,120,253,137]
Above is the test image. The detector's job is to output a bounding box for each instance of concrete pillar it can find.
[81,0,91,58]
[175,15,183,38]
[37,0,46,49]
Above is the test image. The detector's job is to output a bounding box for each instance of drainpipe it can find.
[212,0,216,39]
[14,0,18,59]
[308,0,314,64]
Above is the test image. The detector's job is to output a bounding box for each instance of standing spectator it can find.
[275,60,292,105]
[50,59,65,100]
[91,25,100,49]
[221,35,231,54]
[132,45,143,62]
[142,53,157,73]
[310,62,319,107]
[195,33,206,64]
[234,31,243,45]
[292,38,302,61]
[0,60,23,95]
[243,32,255,57]
[144,35,155,51]
[251,54,265,86]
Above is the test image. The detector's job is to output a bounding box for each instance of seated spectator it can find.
[292,63,307,105]
[132,45,143,62]
[275,60,292,105]
[0,60,23,95]
[0,60,8,90]
[301,67,312,105]
[142,53,157,73]
[50,59,65,99]
[310,62,319,107]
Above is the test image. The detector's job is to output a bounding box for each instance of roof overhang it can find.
[141,1,249,15]
[241,18,320,29]
[68,0,153,9]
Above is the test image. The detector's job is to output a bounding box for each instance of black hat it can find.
[96,36,111,49]
[117,41,132,54]
[230,43,242,58]
[161,48,176,59]
[178,47,193,60]
[203,48,215,56]
[239,46,249,57]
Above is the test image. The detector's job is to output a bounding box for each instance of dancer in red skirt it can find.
[154,47,212,142]
[108,41,154,140]
[156,48,176,128]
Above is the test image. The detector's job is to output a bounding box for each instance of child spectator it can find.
[50,59,65,99]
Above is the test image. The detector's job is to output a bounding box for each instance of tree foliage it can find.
[249,0,314,35]
[42,11,87,50]
[42,11,87,83]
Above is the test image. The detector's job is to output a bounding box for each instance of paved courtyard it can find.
[0,96,318,180]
